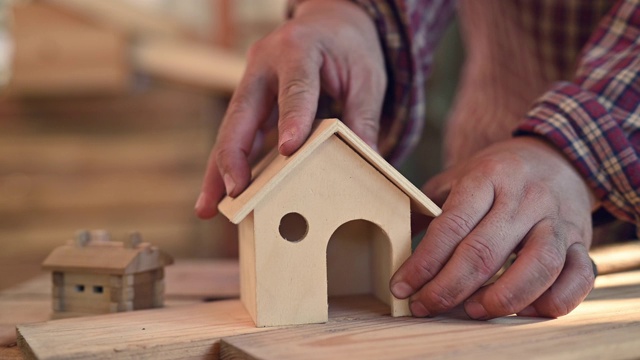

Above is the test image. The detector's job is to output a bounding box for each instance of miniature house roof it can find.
[219,118,442,224]
[43,233,174,275]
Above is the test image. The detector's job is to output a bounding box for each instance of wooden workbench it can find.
[3,259,640,359]
[0,259,240,359]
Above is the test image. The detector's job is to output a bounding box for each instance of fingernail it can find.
[410,301,430,317]
[517,306,539,317]
[391,282,413,299]
[465,300,488,320]
[278,129,295,151]
[223,173,236,195]
[195,192,206,211]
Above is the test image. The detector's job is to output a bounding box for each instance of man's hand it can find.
[391,137,598,319]
[195,0,386,218]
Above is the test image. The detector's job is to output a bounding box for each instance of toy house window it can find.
[93,286,104,294]
[279,212,308,242]
[75,285,85,292]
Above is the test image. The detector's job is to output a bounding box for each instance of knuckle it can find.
[411,255,442,281]
[457,239,497,277]
[274,22,311,50]
[575,259,596,292]
[425,283,458,311]
[227,90,257,119]
[433,212,477,240]
[247,39,267,61]
[523,182,552,201]
[475,153,525,179]
[279,78,310,101]
[542,297,571,318]
[530,246,565,281]
[214,146,241,172]
[353,118,380,142]
[489,287,520,314]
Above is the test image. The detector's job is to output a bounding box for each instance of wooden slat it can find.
[133,39,246,94]
[219,270,640,360]
[17,300,263,360]
[15,295,382,360]
[0,259,239,350]
[590,241,640,275]
[8,2,130,96]
[10,268,640,359]
[45,0,189,38]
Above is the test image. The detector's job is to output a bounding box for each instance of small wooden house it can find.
[218,119,441,327]
[42,230,174,319]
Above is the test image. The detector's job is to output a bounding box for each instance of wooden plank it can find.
[45,0,189,38]
[590,240,640,275]
[17,300,265,360]
[15,295,383,360]
[219,270,640,359]
[8,2,130,96]
[0,259,239,350]
[133,38,246,94]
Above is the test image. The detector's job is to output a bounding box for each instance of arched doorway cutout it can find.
[326,219,392,308]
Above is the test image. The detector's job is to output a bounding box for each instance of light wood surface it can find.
[133,39,246,94]
[0,259,239,351]
[0,89,229,263]
[44,0,188,38]
[222,270,640,359]
[17,299,265,360]
[7,260,640,359]
[8,2,129,96]
[590,241,640,275]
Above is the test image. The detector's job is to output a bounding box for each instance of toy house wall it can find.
[238,213,257,322]
[55,272,111,314]
[250,136,411,327]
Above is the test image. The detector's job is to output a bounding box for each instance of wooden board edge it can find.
[16,327,37,360]
[219,339,259,360]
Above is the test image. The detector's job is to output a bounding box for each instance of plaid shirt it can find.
[349,0,639,227]
[288,0,640,226]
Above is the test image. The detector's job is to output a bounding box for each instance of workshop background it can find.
[0,0,462,290]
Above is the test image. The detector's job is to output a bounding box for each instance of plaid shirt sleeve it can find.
[349,0,455,164]
[515,0,640,224]
[288,0,455,164]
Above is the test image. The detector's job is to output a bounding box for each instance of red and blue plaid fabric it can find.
[288,0,640,228]
[517,0,640,226]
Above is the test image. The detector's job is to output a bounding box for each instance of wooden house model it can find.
[42,230,174,319]
[219,118,441,327]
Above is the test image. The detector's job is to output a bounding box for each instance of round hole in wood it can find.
[279,212,308,242]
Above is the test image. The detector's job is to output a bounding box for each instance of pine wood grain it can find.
[11,267,640,359]
[133,39,246,94]
[15,295,384,360]
[0,259,239,351]
[219,270,640,360]
[591,241,640,275]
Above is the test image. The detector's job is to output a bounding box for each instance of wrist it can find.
[515,136,600,212]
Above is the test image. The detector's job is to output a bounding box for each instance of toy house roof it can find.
[42,240,174,275]
[219,118,442,224]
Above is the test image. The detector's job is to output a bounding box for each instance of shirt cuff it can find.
[515,81,639,223]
